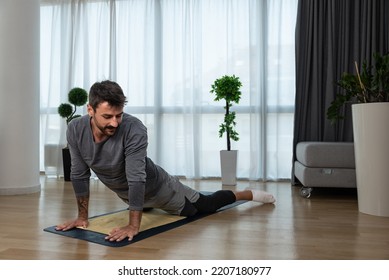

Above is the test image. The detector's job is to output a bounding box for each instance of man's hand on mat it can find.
[105,225,139,242]
[55,218,89,231]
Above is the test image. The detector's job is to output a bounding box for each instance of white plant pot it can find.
[220,150,238,185]
[352,103,389,217]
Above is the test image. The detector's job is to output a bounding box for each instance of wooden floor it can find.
[0,175,389,260]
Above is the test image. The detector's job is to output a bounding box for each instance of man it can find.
[56,80,275,242]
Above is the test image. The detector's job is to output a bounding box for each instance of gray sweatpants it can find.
[142,174,200,215]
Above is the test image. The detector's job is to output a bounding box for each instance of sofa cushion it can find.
[296,142,355,168]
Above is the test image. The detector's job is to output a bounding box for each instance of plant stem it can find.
[67,107,77,125]
[226,100,231,151]
[355,61,367,103]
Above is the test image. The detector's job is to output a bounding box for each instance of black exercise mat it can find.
[44,198,247,247]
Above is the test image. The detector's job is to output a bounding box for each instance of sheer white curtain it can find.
[40,0,297,180]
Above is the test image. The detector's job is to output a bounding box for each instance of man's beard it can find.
[93,118,117,136]
[102,125,117,136]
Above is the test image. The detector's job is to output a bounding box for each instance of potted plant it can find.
[210,74,242,185]
[327,52,389,217]
[58,87,88,181]
[327,52,389,123]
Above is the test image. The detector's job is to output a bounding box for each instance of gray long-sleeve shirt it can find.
[67,113,162,211]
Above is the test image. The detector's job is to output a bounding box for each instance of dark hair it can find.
[88,80,127,110]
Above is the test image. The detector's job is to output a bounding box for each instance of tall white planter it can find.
[220,150,238,185]
[352,103,389,217]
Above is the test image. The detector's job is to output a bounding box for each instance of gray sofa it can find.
[294,142,356,198]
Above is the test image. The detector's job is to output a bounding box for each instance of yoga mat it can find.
[84,208,185,234]
[44,198,247,247]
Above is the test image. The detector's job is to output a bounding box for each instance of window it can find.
[40,0,298,180]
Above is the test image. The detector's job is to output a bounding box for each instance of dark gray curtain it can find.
[292,0,389,183]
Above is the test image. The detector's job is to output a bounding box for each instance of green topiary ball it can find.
[68,87,88,106]
[58,103,73,118]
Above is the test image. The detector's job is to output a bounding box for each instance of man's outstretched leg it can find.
[182,189,275,216]
[234,189,276,204]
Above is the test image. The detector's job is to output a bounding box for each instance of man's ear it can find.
[87,104,94,116]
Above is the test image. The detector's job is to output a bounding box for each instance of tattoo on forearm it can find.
[77,196,89,219]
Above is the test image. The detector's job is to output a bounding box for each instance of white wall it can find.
[0,0,41,194]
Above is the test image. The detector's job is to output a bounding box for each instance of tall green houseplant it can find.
[210,75,242,151]
[326,52,389,217]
